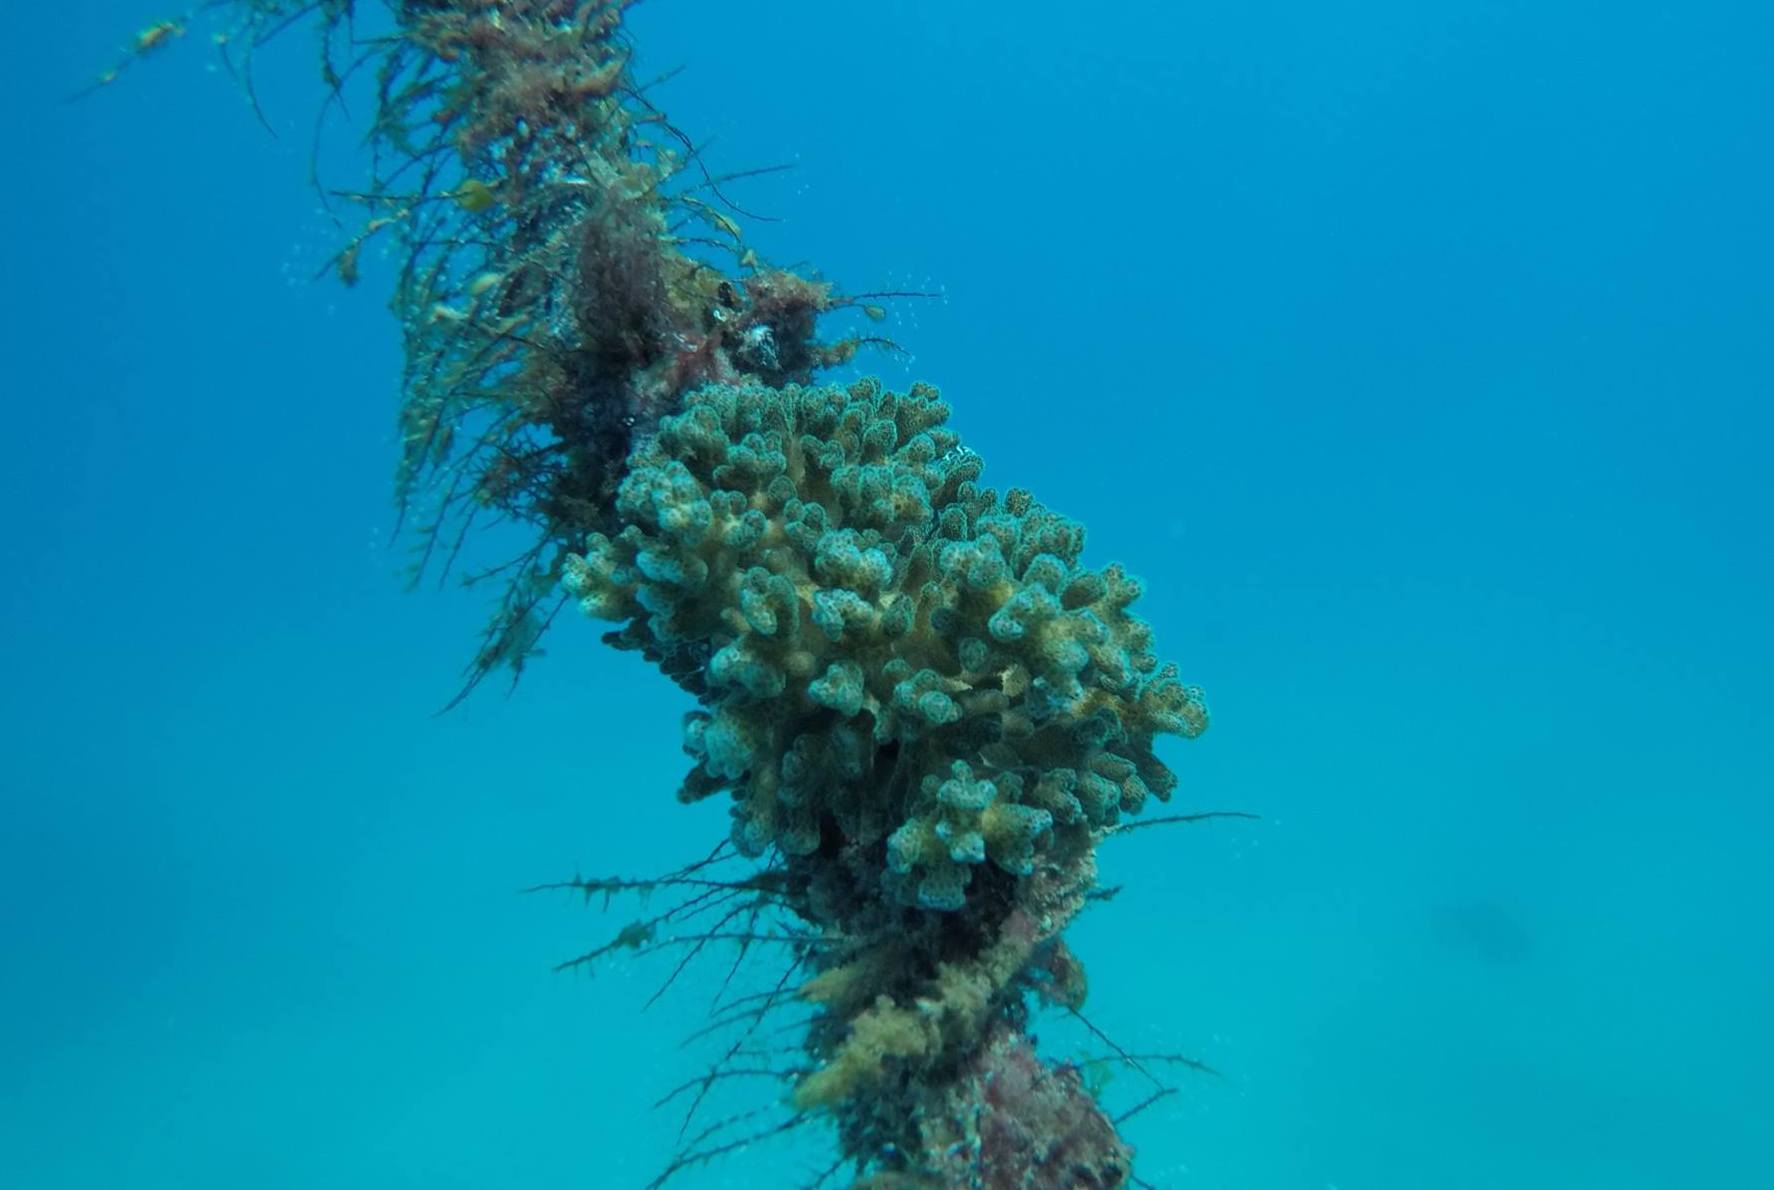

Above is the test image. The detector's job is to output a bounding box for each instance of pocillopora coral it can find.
[563,378,1207,910]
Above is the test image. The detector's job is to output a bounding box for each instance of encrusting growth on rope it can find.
[95,3,1245,1185]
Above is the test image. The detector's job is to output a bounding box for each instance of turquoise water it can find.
[4,3,1770,1187]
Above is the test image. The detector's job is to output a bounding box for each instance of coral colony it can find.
[97,3,1230,1185]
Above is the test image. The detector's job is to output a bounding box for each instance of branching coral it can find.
[562,377,1207,913]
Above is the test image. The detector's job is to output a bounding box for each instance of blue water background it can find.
[4,2,1770,1186]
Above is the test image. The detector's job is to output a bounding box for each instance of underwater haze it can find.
[3,1,1771,1187]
